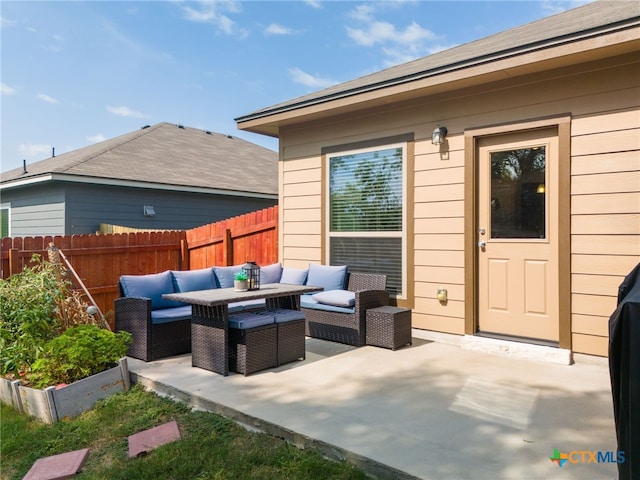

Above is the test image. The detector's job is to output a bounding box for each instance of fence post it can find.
[223,228,233,266]
[8,248,20,276]
[180,239,189,270]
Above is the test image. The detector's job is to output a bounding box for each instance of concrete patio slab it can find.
[127,331,618,480]
[23,448,89,480]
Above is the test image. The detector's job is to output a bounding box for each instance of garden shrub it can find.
[0,255,64,377]
[29,324,131,388]
[1,253,116,384]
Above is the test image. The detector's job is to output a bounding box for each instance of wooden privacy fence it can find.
[0,206,278,329]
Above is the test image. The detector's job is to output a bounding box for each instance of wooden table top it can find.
[163,283,322,307]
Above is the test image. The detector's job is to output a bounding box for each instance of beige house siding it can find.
[570,106,640,355]
[275,52,639,357]
[280,156,323,267]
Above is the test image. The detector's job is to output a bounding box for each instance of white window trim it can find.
[1,202,11,238]
[325,142,407,299]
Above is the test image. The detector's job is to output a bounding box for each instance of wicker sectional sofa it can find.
[114,264,284,362]
[114,263,389,365]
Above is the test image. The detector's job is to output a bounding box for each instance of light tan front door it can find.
[477,128,559,342]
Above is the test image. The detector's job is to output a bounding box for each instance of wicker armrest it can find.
[115,297,152,326]
[115,297,152,360]
[354,289,390,309]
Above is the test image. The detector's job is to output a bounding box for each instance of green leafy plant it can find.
[29,324,131,388]
[1,253,115,384]
[0,255,64,378]
[234,271,248,281]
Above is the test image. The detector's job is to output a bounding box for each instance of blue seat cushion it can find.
[228,302,245,313]
[214,264,246,288]
[171,268,217,293]
[240,299,267,310]
[280,267,308,285]
[312,290,356,308]
[120,271,184,310]
[151,305,192,324]
[306,264,347,291]
[228,311,275,329]
[260,262,282,284]
[301,294,355,314]
[268,308,305,323]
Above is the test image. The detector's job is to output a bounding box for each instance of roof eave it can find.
[0,173,278,200]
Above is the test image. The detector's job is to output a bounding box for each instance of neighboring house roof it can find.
[236,0,640,134]
[1,122,278,198]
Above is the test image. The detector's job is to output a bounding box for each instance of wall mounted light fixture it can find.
[536,183,545,194]
[432,126,448,145]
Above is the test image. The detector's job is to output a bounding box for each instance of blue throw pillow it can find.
[280,267,308,285]
[213,264,245,288]
[260,262,282,284]
[171,268,217,293]
[312,290,356,308]
[306,264,347,291]
[120,271,183,310]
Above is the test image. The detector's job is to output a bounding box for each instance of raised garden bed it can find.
[0,358,130,423]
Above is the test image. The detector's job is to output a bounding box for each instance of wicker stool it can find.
[269,308,306,366]
[228,311,278,376]
[366,306,412,350]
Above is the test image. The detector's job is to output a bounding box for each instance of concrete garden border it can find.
[0,358,130,423]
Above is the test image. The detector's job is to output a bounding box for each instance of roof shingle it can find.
[1,122,278,196]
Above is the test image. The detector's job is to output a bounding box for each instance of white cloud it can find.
[265,23,295,36]
[348,4,375,22]
[289,67,339,89]
[346,2,438,66]
[19,143,52,159]
[347,20,434,47]
[1,16,17,28]
[305,0,322,9]
[87,133,106,143]
[179,1,247,38]
[106,105,149,118]
[1,83,16,95]
[37,93,59,104]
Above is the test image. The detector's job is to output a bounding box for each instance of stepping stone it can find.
[23,448,89,480]
[128,420,181,458]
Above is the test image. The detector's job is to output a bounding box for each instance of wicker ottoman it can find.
[228,311,278,376]
[366,306,412,350]
[269,308,306,366]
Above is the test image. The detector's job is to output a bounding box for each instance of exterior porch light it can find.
[432,126,447,145]
[536,183,546,194]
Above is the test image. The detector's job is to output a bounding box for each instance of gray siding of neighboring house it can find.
[3,184,66,236]
[63,183,277,234]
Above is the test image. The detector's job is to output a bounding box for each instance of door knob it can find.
[477,240,486,249]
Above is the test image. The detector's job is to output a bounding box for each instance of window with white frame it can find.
[0,204,9,238]
[327,144,406,297]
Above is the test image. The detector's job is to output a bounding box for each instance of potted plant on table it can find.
[234,271,248,291]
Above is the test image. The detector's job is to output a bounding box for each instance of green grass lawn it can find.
[1,384,368,480]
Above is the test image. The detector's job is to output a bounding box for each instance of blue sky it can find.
[1,0,592,173]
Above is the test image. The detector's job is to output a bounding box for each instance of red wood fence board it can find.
[1,206,278,330]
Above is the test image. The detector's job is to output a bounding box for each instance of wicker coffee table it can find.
[366,306,412,350]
